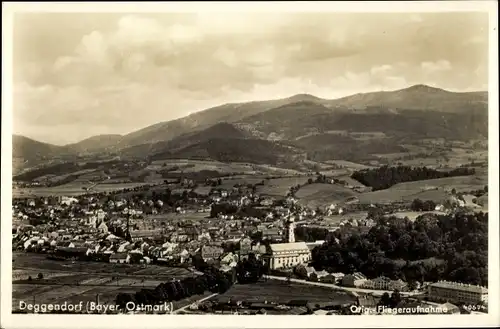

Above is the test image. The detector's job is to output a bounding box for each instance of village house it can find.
[362,276,408,291]
[341,272,368,288]
[199,245,224,262]
[310,270,330,281]
[109,252,130,264]
[427,281,488,305]
[220,252,239,266]
[260,198,274,207]
[262,228,283,242]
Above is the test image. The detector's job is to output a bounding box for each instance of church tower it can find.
[285,217,295,243]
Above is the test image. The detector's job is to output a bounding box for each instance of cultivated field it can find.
[356,175,487,204]
[215,279,356,305]
[321,212,369,226]
[219,176,269,189]
[386,211,448,221]
[12,252,199,313]
[323,160,375,170]
[150,159,303,176]
[295,183,358,208]
[12,253,194,279]
[13,182,152,198]
[256,177,312,197]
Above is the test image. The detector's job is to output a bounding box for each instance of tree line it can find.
[294,226,329,242]
[311,211,488,287]
[115,266,234,312]
[114,254,267,312]
[351,165,475,191]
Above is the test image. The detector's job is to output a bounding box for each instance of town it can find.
[12,167,489,315]
[8,8,492,321]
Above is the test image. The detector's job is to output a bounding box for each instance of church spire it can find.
[285,217,295,243]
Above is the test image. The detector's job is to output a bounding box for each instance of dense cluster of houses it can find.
[12,178,488,315]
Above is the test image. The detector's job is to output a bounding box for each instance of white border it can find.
[1,2,499,328]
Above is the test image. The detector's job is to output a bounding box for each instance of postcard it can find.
[1,1,498,328]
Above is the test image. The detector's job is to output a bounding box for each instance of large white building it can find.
[262,217,311,270]
[362,276,407,291]
[428,281,488,304]
[263,242,311,270]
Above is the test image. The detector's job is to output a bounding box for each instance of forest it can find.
[351,165,476,191]
[311,211,488,287]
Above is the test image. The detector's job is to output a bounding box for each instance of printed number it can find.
[463,304,486,311]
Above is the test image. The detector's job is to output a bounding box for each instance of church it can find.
[262,217,312,270]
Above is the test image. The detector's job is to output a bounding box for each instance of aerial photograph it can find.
[9,8,491,317]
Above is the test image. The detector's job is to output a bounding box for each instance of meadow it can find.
[356,174,487,204]
[323,160,374,170]
[215,279,356,305]
[13,182,152,197]
[295,183,358,208]
[12,252,199,313]
[255,176,312,197]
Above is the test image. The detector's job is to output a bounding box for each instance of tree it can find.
[37,272,44,280]
[116,293,135,309]
[378,292,391,307]
[389,289,402,308]
[407,280,419,291]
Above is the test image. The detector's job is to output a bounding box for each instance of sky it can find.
[12,11,489,145]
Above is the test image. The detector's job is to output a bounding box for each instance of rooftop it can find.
[430,280,488,294]
[269,242,309,252]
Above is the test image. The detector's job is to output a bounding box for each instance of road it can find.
[172,293,219,314]
[263,275,425,297]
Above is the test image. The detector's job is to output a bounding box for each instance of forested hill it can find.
[351,165,476,191]
[311,211,488,287]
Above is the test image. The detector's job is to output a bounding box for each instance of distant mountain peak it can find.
[401,84,447,93]
[286,93,323,102]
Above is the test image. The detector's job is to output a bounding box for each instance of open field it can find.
[12,252,194,279]
[321,212,369,226]
[150,159,304,176]
[218,176,269,189]
[295,183,358,208]
[386,211,448,221]
[335,175,367,188]
[256,177,312,197]
[12,252,200,312]
[13,182,152,198]
[215,279,356,305]
[356,175,487,204]
[373,145,488,168]
[323,160,375,170]
[12,282,208,313]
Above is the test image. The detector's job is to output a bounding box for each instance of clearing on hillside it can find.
[295,183,358,208]
[256,177,312,197]
[356,174,487,204]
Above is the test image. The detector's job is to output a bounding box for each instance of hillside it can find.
[14,84,488,172]
[117,97,312,148]
[119,122,249,158]
[164,122,249,151]
[289,133,407,162]
[239,101,335,139]
[66,134,123,154]
[12,135,76,171]
[150,138,305,168]
[331,84,488,113]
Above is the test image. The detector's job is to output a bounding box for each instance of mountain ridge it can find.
[13,84,488,170]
